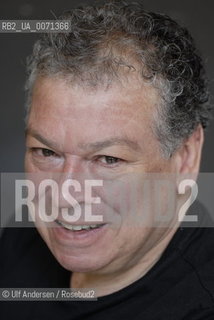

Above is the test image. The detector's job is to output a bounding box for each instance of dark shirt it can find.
[0,203,214,319]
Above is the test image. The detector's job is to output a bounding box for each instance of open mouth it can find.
[55,219,106,232]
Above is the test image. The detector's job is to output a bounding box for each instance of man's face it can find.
[25,76,177,274]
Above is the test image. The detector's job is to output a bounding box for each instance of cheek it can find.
[109,176,145,211]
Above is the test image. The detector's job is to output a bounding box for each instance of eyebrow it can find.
[25,128,142,153]
[25,128,60,151]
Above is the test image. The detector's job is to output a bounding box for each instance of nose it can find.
[48,156,103,223]
[56,156,87,208]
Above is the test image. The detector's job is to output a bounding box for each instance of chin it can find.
[53,251,107,273]
[36,225,116,273]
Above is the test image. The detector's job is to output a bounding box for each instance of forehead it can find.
[27,76,160,152]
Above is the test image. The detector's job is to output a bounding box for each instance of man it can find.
[0,1,214,319]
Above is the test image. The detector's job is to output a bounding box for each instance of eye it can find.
[31,148,59,158]
[97,156,122,165]
[41,148,56,157]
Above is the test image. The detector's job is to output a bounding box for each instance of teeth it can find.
[57,221,103,231]
[81,225,91,230]
[90,225,97,229]
[72,225,84,231]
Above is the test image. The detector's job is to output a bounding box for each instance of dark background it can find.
[0,0,213,173]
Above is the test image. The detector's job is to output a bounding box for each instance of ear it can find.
[173,125,204,175]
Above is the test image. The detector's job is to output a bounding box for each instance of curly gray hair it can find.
[25,1,212,157]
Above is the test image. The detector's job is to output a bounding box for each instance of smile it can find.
[55,220,106,231]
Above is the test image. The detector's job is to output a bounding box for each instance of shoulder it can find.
[0,226,69,288]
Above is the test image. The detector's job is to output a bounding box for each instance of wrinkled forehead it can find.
[26,75,160,155]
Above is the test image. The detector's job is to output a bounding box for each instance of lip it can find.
[51,220,108,247]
